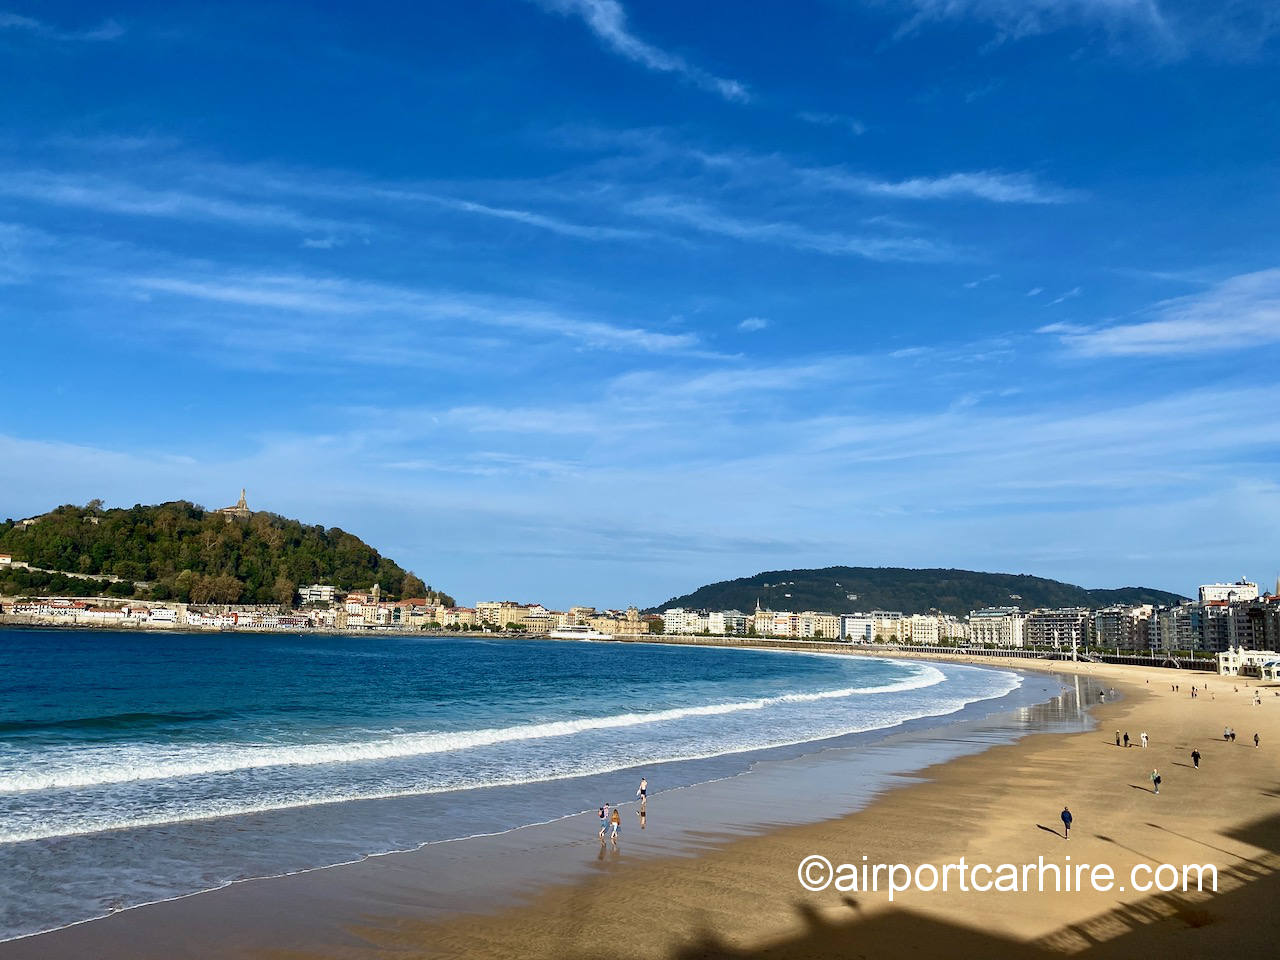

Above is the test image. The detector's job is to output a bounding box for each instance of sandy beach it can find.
[3,656,1276,960]
[345,659,1280,959]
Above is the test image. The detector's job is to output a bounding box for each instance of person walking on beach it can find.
[1123,732,1130,748]
[1255,733,1261,748]
[598,803,608,841]
[1115,730,1121,747]
[1191,748,1201,769]
[1140,731,1148,748]
[1150,768,1161,795]
[609,806,622,844]
[636,776,648,808]
[1060,806,1072,839]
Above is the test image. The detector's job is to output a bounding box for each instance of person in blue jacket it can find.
[1060,805,1073,839]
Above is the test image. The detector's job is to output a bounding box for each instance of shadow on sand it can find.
[566,812,1280,960]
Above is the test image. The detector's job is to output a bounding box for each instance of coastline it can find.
[3,653,1275,959]
[0,652,1070,957]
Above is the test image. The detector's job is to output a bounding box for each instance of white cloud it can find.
[1048,286,1082,305]
[377,189,650,241]
[635,135,1078,204]
[1027,286,1044,296]
[626,195,954,261]
[738,316,769,331]
[1045,268,1280,356]
[887,0,1173,45]
[532,0,749,102]
[0,12,123,41]
[128,270,705,356]
[883,0,1280,60]
[806,168,1078,204]
[797,111,867,136]
[0,170,351,235]
[963,273,1000,288]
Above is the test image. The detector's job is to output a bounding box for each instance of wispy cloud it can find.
[627,195,954,261]
[532,0,749,102]
[805,168,1079,204]
[375,188,650,241]
[883,0,1280,60]
[1043,268,1280,356]
[0,11,124,41]
[1048,286,1081,305]
[0,170,352,235]
[128,270,706,356]
[738,316,769,331]
[797,111,867,136]
[887,0,1173,47]
[609,132,1078,205]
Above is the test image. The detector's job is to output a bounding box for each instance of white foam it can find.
[0,666,946,793]
[0,668,1025,845]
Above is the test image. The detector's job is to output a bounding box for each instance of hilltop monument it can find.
[215,489,251,520]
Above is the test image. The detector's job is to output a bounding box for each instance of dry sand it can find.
[343,660,1279,960]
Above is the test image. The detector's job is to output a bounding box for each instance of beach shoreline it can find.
[401,660,1279,960]
[0,652,1070,956]
[3,655,1275,959]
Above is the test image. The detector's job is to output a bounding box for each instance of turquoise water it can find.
[0,629,1023,940]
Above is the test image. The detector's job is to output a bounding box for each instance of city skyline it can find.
[3,1,1279,608]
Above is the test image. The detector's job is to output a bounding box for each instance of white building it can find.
[1216,646,1280,677]
[903,614,940,645]
[662,608,710,635]
[969,607,1026,647]
[708,610,748,635]
[1199,579,1259,604]
[871,611,904,641]
[841,613,874,643]
[298,584,336,605]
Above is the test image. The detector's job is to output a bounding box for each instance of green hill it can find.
[0,500,452,606]
[652,566,1187,618]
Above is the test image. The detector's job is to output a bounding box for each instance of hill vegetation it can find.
[652,566,1187,618]
[0,500,452,606]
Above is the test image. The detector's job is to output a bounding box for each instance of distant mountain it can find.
[652,566,1187,618]
[0,499,453,606]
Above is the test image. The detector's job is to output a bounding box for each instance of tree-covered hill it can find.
[0,500,452,606]
[652,566,1187,618]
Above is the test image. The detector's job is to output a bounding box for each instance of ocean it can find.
[0,628,1030,941]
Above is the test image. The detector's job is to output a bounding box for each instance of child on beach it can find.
[598,803,608,840]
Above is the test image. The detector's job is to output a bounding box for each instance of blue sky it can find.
[2,1,1278,607]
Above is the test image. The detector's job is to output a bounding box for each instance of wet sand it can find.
[4,659,1277,958]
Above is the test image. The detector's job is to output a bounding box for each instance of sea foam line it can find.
[0,668,945,793]
[0,669,1023,844]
